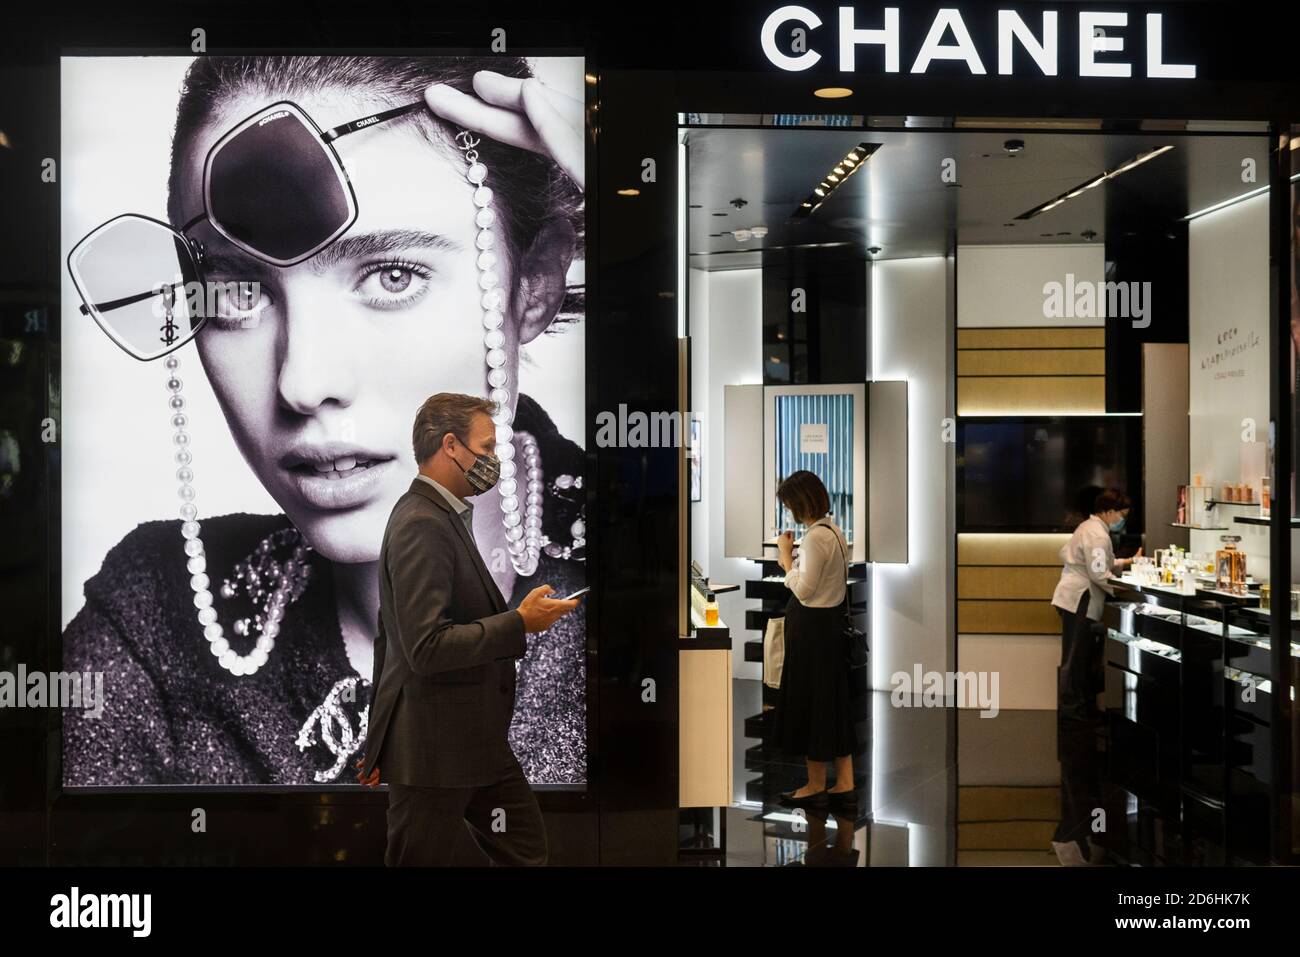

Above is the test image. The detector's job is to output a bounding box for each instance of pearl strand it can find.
[167,355,292,677]
[456,128,543,578]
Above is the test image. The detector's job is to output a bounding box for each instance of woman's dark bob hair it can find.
[776,470,830,526]
[1093,488,1132,514]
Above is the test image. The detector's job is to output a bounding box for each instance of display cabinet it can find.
[1104,577,1297,864]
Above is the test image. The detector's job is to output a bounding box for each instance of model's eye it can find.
[355,261,433,309]
[209,281,271,330]
[378,267,412,293]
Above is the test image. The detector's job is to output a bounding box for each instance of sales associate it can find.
[1051,488,1142,723]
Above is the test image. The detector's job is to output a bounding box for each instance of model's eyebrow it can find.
[308,229,464,273]
[200,247,271,279]
[196,229,463,277]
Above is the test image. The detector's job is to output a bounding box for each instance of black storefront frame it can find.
[665,84,1296,868]
[2,1,1296,868]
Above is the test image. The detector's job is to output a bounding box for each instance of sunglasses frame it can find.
[66,211,207,362]
[69,97,428,360]
[199,101,357,268]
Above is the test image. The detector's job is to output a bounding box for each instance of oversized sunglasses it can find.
[68,98,428,361]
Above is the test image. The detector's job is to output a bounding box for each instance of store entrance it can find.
[682,115,1286,865]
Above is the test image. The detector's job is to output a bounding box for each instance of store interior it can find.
[679,117,1299,865]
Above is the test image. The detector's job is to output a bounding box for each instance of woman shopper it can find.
[772,470,857,813]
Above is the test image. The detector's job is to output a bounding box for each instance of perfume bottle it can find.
[704,592,719,626]
[1215,537,1247,595]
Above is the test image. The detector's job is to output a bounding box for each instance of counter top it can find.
[1113,575,1257,605]
[686,607,731,649]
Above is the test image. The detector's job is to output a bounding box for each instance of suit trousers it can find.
[384,756,548,867]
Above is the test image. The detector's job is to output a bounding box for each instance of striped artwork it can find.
[773,392,854,541]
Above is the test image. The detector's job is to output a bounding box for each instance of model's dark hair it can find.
[1094,488,1132,514]
[777,470,831,526]
[412,392,496,465]
[166,55,583,319]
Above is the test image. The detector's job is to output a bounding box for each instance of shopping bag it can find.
[763,616,785,689]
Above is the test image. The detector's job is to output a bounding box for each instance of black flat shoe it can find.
[778,788,828,809]
[826,788,858,812]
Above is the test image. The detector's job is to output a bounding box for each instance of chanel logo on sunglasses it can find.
[256,110,291,126]
[354,115,381,128]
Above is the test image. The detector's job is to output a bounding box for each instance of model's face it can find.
[173,91,521,563]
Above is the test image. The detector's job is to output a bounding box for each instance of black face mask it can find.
[452,441,500,496]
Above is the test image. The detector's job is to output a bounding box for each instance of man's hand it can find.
[516,584,580,633]
[355,758,380,787]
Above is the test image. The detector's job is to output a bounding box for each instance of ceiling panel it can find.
[687,127,1269,269]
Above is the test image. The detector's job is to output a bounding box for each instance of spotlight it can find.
[794,142,882,218]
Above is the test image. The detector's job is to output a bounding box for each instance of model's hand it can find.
[424,71,584,190]
[355,758,380,787]
[517,584,579,633]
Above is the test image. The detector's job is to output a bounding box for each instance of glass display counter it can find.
[1105,577,1297,863]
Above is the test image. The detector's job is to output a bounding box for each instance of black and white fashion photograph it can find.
[59,54,588,787]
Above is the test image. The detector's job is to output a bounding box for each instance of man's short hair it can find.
[412,393,496,466]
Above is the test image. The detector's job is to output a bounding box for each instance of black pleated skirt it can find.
[772,594,857,761]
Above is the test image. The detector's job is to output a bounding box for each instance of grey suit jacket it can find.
[360,478,527,787]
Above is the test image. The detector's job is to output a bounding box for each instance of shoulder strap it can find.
[812,522,851,613]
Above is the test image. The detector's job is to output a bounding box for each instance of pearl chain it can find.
[456,129,544,577]
[167,354,309,677]
[455,128,587,571]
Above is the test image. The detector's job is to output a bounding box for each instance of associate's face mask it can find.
[1109,514,1127,533]
[452,440,501,495]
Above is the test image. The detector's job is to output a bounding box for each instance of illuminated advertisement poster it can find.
[60,55,587,787]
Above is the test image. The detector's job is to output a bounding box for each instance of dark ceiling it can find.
[687,126,1273,269]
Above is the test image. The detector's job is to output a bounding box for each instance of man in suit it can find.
[355,392,578,866]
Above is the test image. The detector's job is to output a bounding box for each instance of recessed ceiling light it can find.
[794,143,882,219]
[814,87,853,99]
[617,188,640,197]
[1015,145,1173,220]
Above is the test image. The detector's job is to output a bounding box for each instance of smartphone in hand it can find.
[562,586,590,601]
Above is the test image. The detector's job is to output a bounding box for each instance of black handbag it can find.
[821,524,868,669]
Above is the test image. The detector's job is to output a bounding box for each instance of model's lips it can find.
[279,443,398,511]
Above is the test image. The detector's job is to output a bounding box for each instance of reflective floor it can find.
[685,679,1240,866]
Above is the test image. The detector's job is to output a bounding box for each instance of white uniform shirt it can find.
[1051,514,1119,621]
[784,518,849,608]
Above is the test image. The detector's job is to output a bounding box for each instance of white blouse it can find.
[1051,514,1119,621]
[784,518,849,608]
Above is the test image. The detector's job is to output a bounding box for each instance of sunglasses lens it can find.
[69,216,201,361]
[207,107,353,264]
